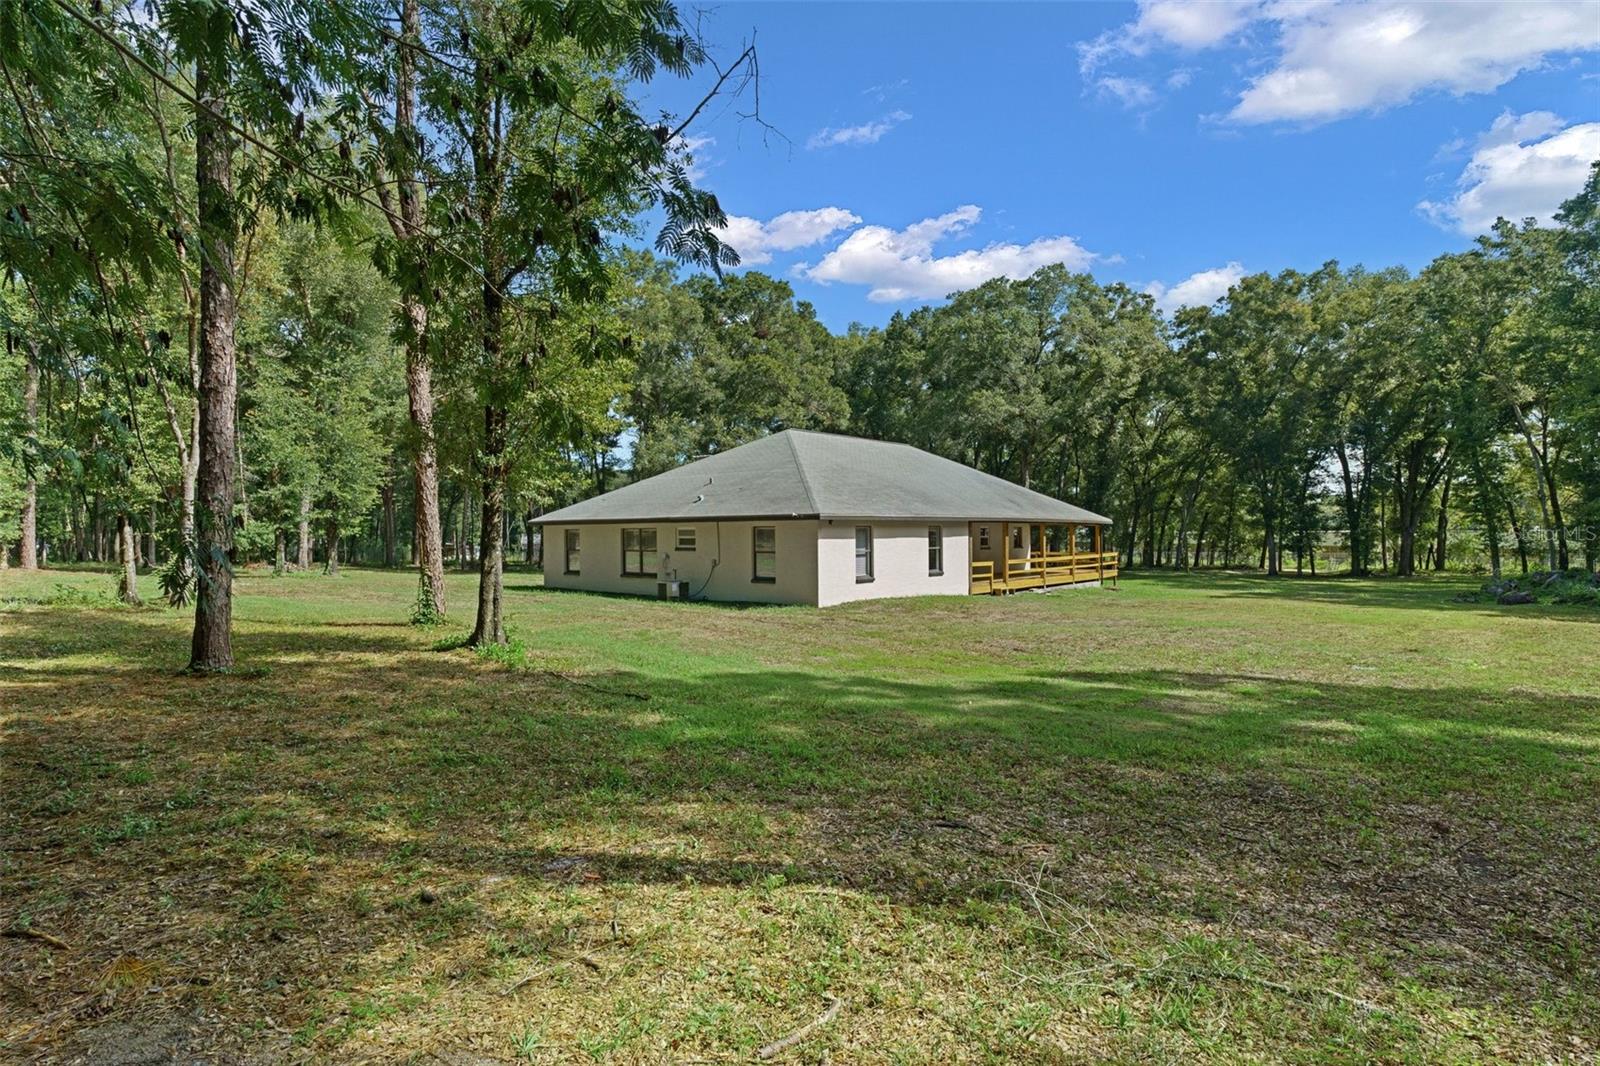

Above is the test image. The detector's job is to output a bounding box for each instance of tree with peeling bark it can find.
[124,0,382,668]
[362,0,448,623]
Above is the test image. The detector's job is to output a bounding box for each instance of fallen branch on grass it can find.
[504,964,557,994]
[542,670,651,702]
[4,926,70,950]
[757,995,842,1060]
[1200,967,1391,1017]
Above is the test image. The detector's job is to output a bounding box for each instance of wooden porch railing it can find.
[970,550,1119,594]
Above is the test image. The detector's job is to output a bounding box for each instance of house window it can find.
[676,527,697,551]
[752,526,776,582]
[1011,526,1024,549]
[928,526,943,575]
[622,527,658,576]
[978,526,990,549]
[564,530,581,574]
[855,526,873,582]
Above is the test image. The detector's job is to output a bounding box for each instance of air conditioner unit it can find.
[657,579,690,601]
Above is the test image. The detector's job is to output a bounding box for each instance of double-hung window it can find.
[676,527,697,551]
[928,526,944,575]
[621,527,658,576]
[752,526,776,581]
[563,530,581,574]
[855,526,874,582]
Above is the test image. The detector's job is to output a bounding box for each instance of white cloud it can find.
[807,110,912,150]
[1096,76,1158,110]
[1080,0,1260,74]
[1147,262,1246,314]
[1133,0,1260,50]
[714,208,863,266]
[1418,113,1600,235]
[1231,2,1600,124]
[1081,1,1600,125]
[862,78,910,103]
[1475,109,1569,149]
[673,134,716,183]
[802,205,1096,302]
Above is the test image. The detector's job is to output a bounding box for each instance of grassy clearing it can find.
[1,565,1596,1063]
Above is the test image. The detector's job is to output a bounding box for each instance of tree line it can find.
[610,178,1598,580]
[2,3,1596,674]
[0,0,754,668]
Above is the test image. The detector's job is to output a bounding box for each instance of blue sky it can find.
[640,1,1600,331]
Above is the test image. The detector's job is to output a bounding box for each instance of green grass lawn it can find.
[2,566,1596,1063]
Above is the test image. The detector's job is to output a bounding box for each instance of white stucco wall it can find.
[816,520,971,607]
[541,520,820,605]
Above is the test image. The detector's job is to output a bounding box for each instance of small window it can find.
[676,527,696,551]
[564,530,581,574]
[854,526,873,582]
[1011,526,1024,549]
[978,526,990,549]
[752,526,776,582]
[622,527,658,576]
[928,526,943,575]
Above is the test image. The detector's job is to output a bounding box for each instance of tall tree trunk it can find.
[1335,444,1361,576]
[116,514,141,606]
[297,492,313,569]
[387,0,447,619]
[381,471,396,568]
[115,515,141,605]
[1397,522,1416,578]
[1122,494,1140,569]
[1507,502,1529,575]
[274,527,287,575]
[1432,476,1451,572]
[1511,404,1559,570]
[470,406,508,646]
[69,497,83,562]
[189,48,237,673]
[1263,507,1279,576]
[18,338,38,568]
[324,514,341,576]
[171,402,199,582]
[1379,494,1388,573]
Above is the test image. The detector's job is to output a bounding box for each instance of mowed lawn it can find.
[1,567,1596,1064]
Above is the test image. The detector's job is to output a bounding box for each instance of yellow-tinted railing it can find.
[970,551,1118,592]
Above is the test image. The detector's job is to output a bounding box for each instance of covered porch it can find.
[968,520,1118,595]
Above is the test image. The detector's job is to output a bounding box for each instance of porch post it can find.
[1001,522,1009,587]
[1096,524,1104,583]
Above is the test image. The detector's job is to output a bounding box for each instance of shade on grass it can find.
[2,567,1596,1062]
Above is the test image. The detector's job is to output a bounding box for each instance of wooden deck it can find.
[970,550,1119,594]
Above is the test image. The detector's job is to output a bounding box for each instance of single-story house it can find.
[538,429,1117,606]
